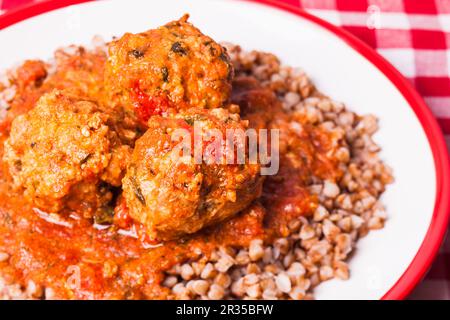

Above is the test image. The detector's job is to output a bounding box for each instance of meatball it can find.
[105,15,233,125]
[231,76,280,130]
[122,107,263,241]
[3,90,131,215]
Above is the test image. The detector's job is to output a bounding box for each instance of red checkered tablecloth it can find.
[0,0,449,299]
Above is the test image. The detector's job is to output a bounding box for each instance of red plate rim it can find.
[0,0,449,300]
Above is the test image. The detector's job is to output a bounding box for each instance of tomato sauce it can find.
[131,80,170,124]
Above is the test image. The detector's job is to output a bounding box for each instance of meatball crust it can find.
[3,90,131,215]
[122,107,263,241]
[231,75,281,130]
[105,15,233,124]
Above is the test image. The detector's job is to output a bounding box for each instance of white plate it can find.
[0,0,448,300]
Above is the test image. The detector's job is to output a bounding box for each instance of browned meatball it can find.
[122,107,263,241]
[105,15,233,125]
[3,90,131,216]
[231,76,281,130]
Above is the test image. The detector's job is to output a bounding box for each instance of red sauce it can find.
[113,197,133,229]
[131,81,169,124]
[15,60,47,90]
